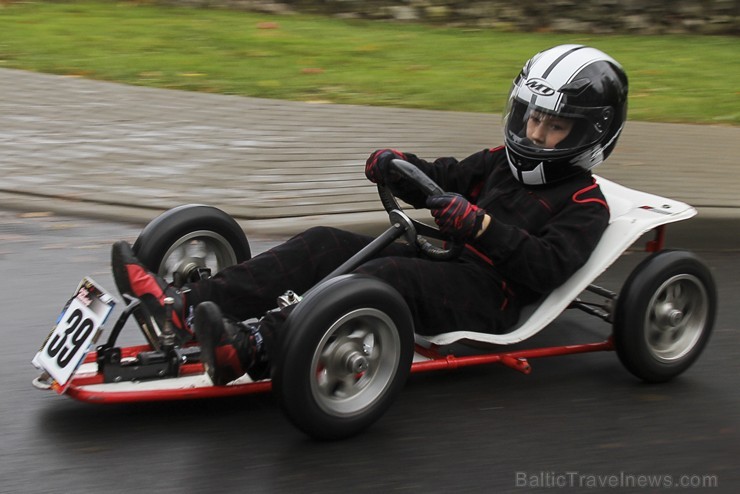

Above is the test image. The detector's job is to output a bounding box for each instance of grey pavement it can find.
[1,68,739,248]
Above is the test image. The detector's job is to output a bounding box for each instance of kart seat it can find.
[415,176,697,347]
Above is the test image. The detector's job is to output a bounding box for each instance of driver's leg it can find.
[112,241,195,342]
[186,226,415,321]
[194,301,270,384]
[354,256,518,335]
[112,226,414,341]
[193,254,518,384]
[193,300,294,383]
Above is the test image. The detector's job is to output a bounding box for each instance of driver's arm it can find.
[393,149,493,208]
[474,188,609,293]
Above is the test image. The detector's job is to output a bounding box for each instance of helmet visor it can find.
[504,97,614,159]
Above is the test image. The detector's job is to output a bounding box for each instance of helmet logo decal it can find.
[525,78,555,96]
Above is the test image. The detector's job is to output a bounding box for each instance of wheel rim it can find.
[310,308,401,418]
[644,274,709,362]
[157,230,237,284]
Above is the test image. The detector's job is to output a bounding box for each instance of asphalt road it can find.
[1,210,738,493]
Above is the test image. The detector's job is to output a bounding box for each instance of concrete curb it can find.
[2,190,738,251]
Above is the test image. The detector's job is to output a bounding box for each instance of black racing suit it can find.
[185,146,610,356]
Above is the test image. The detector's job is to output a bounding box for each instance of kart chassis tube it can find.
[411,338,614,375]
[319,210,413,284]
[62,337,614,403]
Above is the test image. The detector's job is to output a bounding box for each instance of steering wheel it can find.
[377,159,464,260]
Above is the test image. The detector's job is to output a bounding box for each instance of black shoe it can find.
[111,240,192,342]
[193,302,269,385]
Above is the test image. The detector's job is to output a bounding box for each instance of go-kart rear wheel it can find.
[613,250,716,383]
[272,275,414,440]
[133,204,250,286]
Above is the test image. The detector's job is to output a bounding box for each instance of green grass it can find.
[0,1,738,124]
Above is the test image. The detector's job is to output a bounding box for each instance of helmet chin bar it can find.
[506,153,547,186]
[505,145,549,185]
[506,146,605,186]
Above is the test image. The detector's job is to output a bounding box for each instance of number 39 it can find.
[46,308,94,368]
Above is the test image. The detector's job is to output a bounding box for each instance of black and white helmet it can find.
[504,44,628,185]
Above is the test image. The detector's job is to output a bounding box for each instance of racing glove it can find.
[365,149,406,185]
[426,193,485,242]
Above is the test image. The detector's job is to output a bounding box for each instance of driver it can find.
[111,44,628,385]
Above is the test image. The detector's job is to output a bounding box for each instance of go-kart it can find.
[32,160,717,440]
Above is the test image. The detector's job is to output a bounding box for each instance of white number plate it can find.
[32,278,116,391]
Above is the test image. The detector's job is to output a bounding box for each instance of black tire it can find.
[133,204,251,286]
[613,250,716,383]
[273,275,415,440]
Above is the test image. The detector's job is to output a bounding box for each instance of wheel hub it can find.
[344,352,369,374]
[332,340,370,375]
[645,274,709,362]
[656,303,684,329]
[666,308,684,326]
[177,258,202,276]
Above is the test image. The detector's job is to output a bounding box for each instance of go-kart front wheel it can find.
[133,204,251,286]
[273,275,414,440]
[613,250,716,383]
